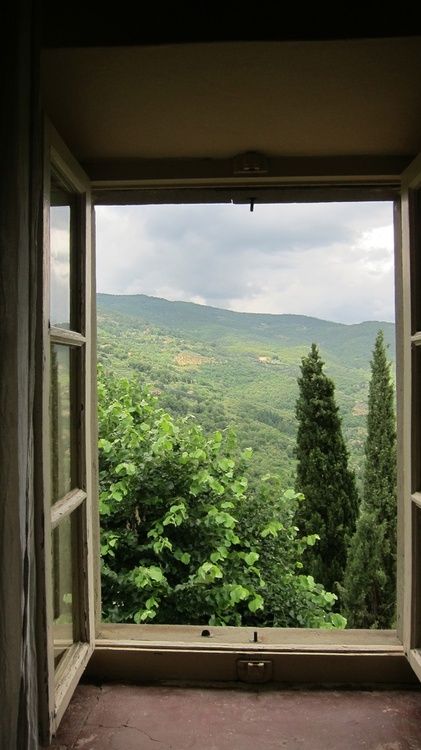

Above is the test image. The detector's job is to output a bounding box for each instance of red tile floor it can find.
[50,683,421,749]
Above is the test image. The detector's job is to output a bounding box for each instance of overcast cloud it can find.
[95,201,394,325]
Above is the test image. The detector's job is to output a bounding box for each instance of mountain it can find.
[97,293,396,488]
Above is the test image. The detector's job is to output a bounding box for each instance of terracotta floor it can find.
[51,683,421,750]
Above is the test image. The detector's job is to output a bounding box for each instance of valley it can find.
[97,293,396,489]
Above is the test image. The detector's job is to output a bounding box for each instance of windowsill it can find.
[88,625,416,685]
[96,624,402,652]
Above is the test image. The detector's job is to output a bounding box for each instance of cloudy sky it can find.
[95,201,395,325]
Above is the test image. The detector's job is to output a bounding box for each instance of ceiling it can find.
[40,7,421,49]
[42,38,421,169]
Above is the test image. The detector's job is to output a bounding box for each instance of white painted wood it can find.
[411,493,421,510]
[410,332,421,346]
[399,153,421,190]
[53,642,91,730]
[96,624,402,652]
[90,209,102,633]
[47,120,92,195]
[38,122,97,741]
[408,649,421,682]
[84,197,99,645]
[95,639,403,654]
[50,327,86,347]
[398,184,413,654]
[51,489,86,529]
[400,155,421,677]
[97,623,401,646]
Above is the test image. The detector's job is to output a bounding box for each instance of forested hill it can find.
[97,293,395,367]
[97,293,396,487]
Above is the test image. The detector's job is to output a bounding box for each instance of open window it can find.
[37,123,421,741]
[398,153,421,680]
[90,188,408,681]
[36,123,98,742]
[94,196,395,628]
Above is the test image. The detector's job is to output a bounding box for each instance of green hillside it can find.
[97,293,396,488]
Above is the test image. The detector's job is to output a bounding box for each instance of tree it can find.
[342,331,396,627]
[98,367,345,629]
[295,344,359,594]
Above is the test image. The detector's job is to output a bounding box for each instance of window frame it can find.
[36,121,98,743]
[87,178,416,685]
[398,153,421,682]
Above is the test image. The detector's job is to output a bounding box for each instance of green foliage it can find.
[294,344,359,595]
[98,367,345,628]
[342,331,397,627]
[97,293,396,493]
[237,478,346,628]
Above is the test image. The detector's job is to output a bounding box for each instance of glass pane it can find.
[50,344,74,503]
[52,515,74,669]
[50,173,73,329]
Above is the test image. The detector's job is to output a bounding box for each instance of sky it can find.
[93,201,395,325]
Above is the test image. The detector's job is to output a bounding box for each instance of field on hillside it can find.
[97,293,396,489]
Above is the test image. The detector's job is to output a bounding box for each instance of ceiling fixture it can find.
[233,151,269,176]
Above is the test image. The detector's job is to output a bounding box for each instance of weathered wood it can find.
[36,122,60,744]
[81,181,97,648]
[90,208,102,635]
[394,199,405,643]
[87,647,417,686]
[397,180,414,655]
[400,158,421,668]
[411,492,421,510]
[51,488,86,529]
[408,649,421,682]
[37,122,97,740]
[399,152,421,190]
[97,623,401,648]
[93,184,399,206]
[50,327,86,347]
[54,642,91,728]
[0,2,40,748]
[411,506,421,650]
[86,154,408,191]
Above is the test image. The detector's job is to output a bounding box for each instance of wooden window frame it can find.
[85,175,418,686]
[36,122,97,742]
[398,153,421,682]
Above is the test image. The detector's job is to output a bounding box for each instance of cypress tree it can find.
[295,344,359,594]
[342,330,396,627]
